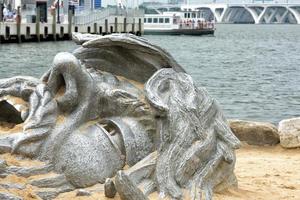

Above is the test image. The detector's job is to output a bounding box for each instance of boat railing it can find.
[178,21,215,30]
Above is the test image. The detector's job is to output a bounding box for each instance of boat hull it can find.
[144,29,214,36]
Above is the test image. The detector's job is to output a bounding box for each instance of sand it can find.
[214,144,300,200]
[1,144,300,199]
[56,144,300,200]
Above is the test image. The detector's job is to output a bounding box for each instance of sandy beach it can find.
[214,144,300,200]
[1,143,299,200]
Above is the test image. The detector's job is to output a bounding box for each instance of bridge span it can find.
[168,3,300,24]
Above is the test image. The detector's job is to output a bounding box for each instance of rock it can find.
[278,117,300,148]
[29,174,69,188]
[76,189,91,196]
[0,192,22,200]
[0,183,25,190]
[104,178,116,198]
[229,120,279,145]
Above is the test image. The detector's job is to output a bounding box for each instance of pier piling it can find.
[124,18,127,33]
[138,18,142,35]
[105,19,108,34]
[94,23,97,34]
[132,19,135,33]
[68,10,73,38]
[16,7,21,43]
[0,4,3,22]
[115,17,118,33]
[36,7,41,42]
[0,7,144,43]
[52,10,57,41]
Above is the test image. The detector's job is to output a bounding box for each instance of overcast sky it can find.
[102,0,300,6]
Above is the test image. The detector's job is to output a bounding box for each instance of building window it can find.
[159,18,164,23]
[144,18,146,23]
[165,18,170,23]
[148,18,152,23]
[153,18,158,23]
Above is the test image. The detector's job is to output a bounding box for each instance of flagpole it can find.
[57,0,60,23]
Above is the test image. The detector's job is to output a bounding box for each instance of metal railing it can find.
[178,21,215,30]
[74,7,144,25]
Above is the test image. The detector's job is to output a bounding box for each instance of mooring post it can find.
[132,18,135,33]
[94,23,97,34]
[123,17,127,33]
[16,6,21,43]
[36,7,40,42]
[138,18,142,35]
[53,9,57,41]
[0,27,1,44]
[68,9,72,39]
[105,19,108,34]
[0,3,3,22]
[114,17,118,33]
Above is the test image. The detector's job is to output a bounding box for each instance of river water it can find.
[0,24,299,123]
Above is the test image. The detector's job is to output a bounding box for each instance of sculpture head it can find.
[0,33,240,200]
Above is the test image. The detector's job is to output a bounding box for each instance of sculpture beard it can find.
[0,33,240,200]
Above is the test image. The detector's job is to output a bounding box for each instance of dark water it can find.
[0,24,299,123]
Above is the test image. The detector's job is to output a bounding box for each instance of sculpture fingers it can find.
[115,170,149,200]
[215,116,241,149]
[0,76,40,101]
[72,32,101,45]
[112,152,157,197]
[175,131,215,186]
[12,84,58,156]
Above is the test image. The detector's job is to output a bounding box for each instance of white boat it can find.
[143,9,215,35]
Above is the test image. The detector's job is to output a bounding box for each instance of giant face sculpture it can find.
[0,34,240,200]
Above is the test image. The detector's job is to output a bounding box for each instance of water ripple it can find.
[0,24,299,124]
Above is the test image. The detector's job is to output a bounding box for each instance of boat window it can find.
[148,18,152,23]
[165,18,170,23]
[153,18,158,23]
[159,18,164,23]
[144,18,146,23]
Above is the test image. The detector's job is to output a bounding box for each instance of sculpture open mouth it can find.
[98,119,126,159]
[0,97,27,132]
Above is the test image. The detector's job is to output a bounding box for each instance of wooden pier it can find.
[0,8,144,43]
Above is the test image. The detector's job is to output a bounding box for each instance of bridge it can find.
[159,3,300,24]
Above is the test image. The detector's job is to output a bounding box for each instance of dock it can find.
[0,7,144,43]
